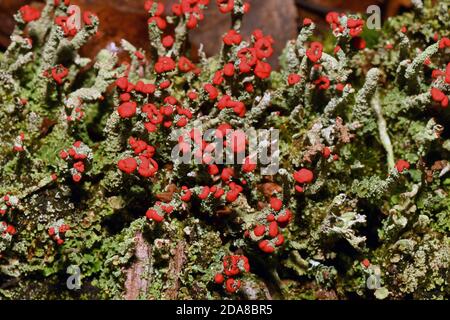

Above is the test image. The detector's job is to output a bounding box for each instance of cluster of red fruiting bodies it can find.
[59,141,92,183]
[12,132,25,152]
[42,65,69,86]
[55,8,96,37]
[123,0,380,293]
[18,5,41,23]
[115,77,193,130]
[17,0,436,293]
[286,12,368,93]
[0,195,19,217]
[0,195,19,242]
[0,221,16,242]
[145,0,249,33]
[145,171,247,223]
[326,12,366,50]
[430,63,450,108]
[20,0,97,94]
[214,255,250,294]
[245,197,291,254]
[48,221,70,246]
[118,137,159,178]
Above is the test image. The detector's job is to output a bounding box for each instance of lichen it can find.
[0,0,449,300]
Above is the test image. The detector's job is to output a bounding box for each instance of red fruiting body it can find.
[225,278,241,293]
[223,63,235,77]
[439,37,450,49]
[221,167,235,182]
[335,83,345,91]
[288,73,301,86]
[6,225,16,235]
[208,164,219,176]
[146,209,164,223]
[134,51,145,60]
[293,168,314,184]
[83,11,96,26]
[198,186,210,200]
[362,259,371,268]
[118,101,137,118]
[306,42,323,63]
[223,256,240,276]
[254,60,271,79]
[217,0,234,14]
[303,18,313,26]
[275,234,284,246]
[120,93,131,102]
[116,77,128,90]
[446,63,450,84]
[73,161,85,173]
[144,1,164,15]
[326,12,340,26]
[178,56,196,72]
[188,91,198,100]
[204,84,219,100]
[223,29,242,46]
[226,190,239,203]
[270,198,282,211]
[51,65,69,85]
[322,147,331,159]
[213,71,224,85]
[216,123,232,138]
[214,188,225,198]
[181,187,192,202]
[395,160,410,173]
[148,16,167,29]
[347,18,364,37]
[253,225,266,237]
[214,273,225,284]
[431,87,449,108]
[258,240,275,253]
[315,76,330,90]
[277,209,292,225]
[162,35,174,48]
[20,5,41,23]
[242,156,257,173]
[268,221,278,238]
[118,158,138,174]
[254,37,274,59]
[155,56,176,73]
[159,80,171,89]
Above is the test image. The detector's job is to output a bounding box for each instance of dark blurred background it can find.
[0,0,414,65]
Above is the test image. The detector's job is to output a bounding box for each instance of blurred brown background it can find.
[0,0,413,65]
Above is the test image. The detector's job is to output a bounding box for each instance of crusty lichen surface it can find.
[0,0,449,300]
